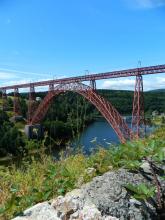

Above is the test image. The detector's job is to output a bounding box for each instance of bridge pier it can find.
[90,80,96,90]
[14,88,22,116]
[25,124,44,139]
[28,85,38,123]
[132,74,145,138]
[1,89,8,111]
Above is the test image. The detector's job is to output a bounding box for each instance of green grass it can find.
[0,127,165,219]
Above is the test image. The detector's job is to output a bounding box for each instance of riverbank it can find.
[0,126,165,219]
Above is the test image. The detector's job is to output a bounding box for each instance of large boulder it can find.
[12,168,161,220]
[82,168,157,220]
[12,202,60,220]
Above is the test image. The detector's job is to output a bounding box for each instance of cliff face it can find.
[12,166,165,220]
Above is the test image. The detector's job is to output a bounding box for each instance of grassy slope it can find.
[0,126,165,219]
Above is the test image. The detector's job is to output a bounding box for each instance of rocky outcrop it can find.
[12,168,163,220]
[12,202,59,220]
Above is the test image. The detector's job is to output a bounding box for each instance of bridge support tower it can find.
[1,89,8,111]
[13,88,21,116]
[25,124,44,139]
[28,85,38,123]
[90,80,96,90]
[132,74,145,138]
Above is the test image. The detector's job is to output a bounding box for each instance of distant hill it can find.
[147,89,165,93]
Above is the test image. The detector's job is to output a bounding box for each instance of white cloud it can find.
[101,78,135,90]
[0,72,67,92]
[0,68,66,80]
[1,79,31,86]
[101,76,165,91]
[0,68,63,89]
[0,72,19,80]
[0,68,48,77]
[125,0,165,8]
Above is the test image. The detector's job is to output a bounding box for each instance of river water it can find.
[0,117,156,165]
[73,118,156,154]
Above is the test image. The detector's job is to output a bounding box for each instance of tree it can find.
[0,110,25,157]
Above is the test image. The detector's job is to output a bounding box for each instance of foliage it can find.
[3,89,165,124]
[0,110,9,126]
[43,92,94,142]
[39,89,165,116]
[44,120,72,140]
[124,183,156,201]
[0,152,87,219]
[0,110,26,157]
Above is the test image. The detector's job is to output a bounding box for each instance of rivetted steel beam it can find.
[0,64,165,91]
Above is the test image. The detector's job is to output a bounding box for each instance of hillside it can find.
[1,89,165,119]
[147,89,165,93]
[21,89,165,116]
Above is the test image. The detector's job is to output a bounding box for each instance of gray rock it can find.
[12,168,161,220]
[81,168,157,219]
[51,189,84,219]
[12,202,60,220]
[104,217,119,220]
[79,202,102,220]
[140,161,152,174]
[129,198,142,206]
[69,210,79,219]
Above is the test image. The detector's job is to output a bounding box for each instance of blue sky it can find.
[0,0,165,91]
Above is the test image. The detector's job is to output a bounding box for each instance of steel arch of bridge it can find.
[29,82,133,143]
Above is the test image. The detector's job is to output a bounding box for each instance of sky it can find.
[0,0,165,91]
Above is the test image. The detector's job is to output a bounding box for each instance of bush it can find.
[0,110,26,157]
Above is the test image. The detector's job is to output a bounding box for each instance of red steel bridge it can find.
[0,64,165,143]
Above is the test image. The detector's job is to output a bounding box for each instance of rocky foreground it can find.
[12,166,164,220]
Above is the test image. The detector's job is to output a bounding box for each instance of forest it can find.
[0,89,165,157]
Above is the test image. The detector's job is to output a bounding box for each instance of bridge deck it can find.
[0,64,165,90]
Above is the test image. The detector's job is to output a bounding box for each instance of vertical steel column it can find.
[90,80,96,90]
[13,88,21,116]
[28,85,36,123]
[2,89,7,111]
[132,73,145,138]
[49,84,54,91]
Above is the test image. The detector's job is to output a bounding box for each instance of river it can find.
[73,118,156,154]
[0,117,156,165]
